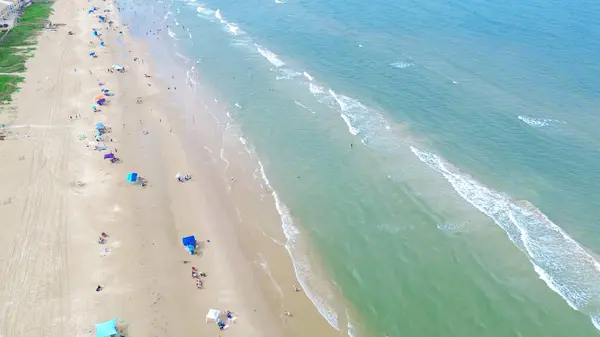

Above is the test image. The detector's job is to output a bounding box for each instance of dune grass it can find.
[0,3,53,103]
[0,75,24,104]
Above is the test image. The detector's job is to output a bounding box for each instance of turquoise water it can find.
[119,0,600,335]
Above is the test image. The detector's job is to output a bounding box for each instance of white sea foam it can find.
[346,311,357,337]
[167,27,178,40]
[411,146,600,328]
[257,161,339,330]
[307,83,392,142]
[255,44,285,67]
[239,137,246,145]
[390,61,413,69]
[175,52,189,62]
[437,222,466,233]
[329,90,360,135]
[195,5,213,15]
[518,115,563,128]
[309,83,325,95]
[340,114,359,135]
[592,315,600,331]
[219,147,230,171]
[215,9,222,20]
[226,23,240,35]
[275,69,301,80]
[303,71,314,81]
[294,101,316,114]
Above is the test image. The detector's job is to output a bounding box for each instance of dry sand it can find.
[0,0,341,336]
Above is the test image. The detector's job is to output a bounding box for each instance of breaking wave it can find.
[518,115,564,128]
[257,161,339,330]
[255,44,285,67]
[390,61,413,69]
[410,145,600,329]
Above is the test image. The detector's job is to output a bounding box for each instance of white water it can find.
[518,115,564,128]
[255,44,285,67]
[256,161,340,330]
[410,145,600,329]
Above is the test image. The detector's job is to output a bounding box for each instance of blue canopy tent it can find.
[182,236,196,255]
[126,172,138,183]
[94,318,118,337]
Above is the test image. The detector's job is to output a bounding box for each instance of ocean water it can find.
[117,0,600,335]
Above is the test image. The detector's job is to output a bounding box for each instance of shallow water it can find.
[119,0,600,335]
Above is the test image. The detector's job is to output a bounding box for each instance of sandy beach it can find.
[0,0,339,336]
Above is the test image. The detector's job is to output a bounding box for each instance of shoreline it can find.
[117,1,361,333]
[0,0,345,336]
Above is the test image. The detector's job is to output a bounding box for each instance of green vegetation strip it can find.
[0,75,24,104]
[0,3,53,103]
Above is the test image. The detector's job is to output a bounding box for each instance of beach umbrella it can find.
[89,52,96,56]
[175,173,182,180]
[95,94,105,100]
[111,64,123,70]
[97,98,106,105]
[182,235,196,246]
[104,153,115,159]
[95,122,105,130]
[126,172,138,183]
[100,41,105,47]
[94,318,118,337]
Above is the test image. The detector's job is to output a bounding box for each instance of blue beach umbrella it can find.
[94,318,117,337]
[126,172,138,183]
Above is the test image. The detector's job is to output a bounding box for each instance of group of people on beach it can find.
[74,0,345,333]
